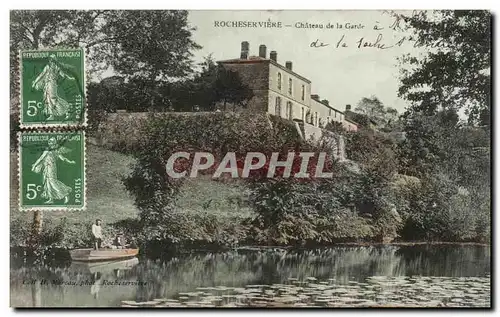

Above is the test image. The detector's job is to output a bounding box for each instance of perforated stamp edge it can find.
[17,130,87,212]
[18,48,88,129]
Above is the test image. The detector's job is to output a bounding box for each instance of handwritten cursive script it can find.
[311,34,394,50]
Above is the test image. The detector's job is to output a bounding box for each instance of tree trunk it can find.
[31,210,43,241]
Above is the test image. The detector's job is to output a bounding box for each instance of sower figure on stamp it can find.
[92,219,103,250]
[31,137,75,204]
[31,54,76,120]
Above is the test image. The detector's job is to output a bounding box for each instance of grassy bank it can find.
[10,143,253,249]
[10,143,139,247]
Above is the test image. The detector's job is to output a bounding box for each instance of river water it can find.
[10,244,490,308]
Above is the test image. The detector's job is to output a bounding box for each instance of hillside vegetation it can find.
[11,110,490,250]
[11,141,252,248]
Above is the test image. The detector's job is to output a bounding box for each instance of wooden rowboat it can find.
[70,248,139,262]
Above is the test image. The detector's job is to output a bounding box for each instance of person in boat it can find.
[113,232,127,249]
[92,219,103,250]
[129,238,138,249]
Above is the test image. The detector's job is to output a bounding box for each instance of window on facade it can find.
[286,101,293,119]
[288,78,292,95]
[335,111,337,118]
[301,107,305,121]
[277,73,282,90]
[275,97,282,117]
[301,85,305,100]
[329,109,332,116]
[315,112,318,126]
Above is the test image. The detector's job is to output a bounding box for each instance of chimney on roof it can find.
[259,45,267,58]
[285,61,293,71]
[321,99,329,106]
[345,104,351,112]
[270,50,277,62]
[311,94,320,101]
[240,41,249,59]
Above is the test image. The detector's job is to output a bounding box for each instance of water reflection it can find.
[69,258,140,300]
[10,245,490,307]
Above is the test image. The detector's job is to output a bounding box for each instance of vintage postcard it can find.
[19,48,86,128]
[10,10,491,308]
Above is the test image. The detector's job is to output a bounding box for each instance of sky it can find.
[187,10,427,114]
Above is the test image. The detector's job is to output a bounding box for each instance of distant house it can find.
[344,104,374,130]
[217,41,358,132]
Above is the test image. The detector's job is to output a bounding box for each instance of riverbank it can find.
[10,239,491,268]
[10,216,490,254]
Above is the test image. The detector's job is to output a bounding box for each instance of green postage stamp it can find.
[19,48,86,127]
[19,131,86,210]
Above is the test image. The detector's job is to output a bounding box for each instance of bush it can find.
[139,211,249,248]
[10,217,67,247]
[9,216,134,250]
[97,112,152,154]
[325,121,347,136]
[400,174,489,242]
[247,165,380,245]
[121,111,308,246]
[345,128,399,179]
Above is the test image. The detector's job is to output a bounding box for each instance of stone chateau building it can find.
[217,41,358,132]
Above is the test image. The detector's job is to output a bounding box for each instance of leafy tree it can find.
[214,66,254,111]
[398,109,458,177]
[346,128,399,179]
[399,107,489,181]
[346,112,371,128]
[384,107,401,131]
[165,55,253,112]
[88,77,126,112]
[10,10,201,104]
[171,55,220,111]
[398,10,491,126]
[353,96,400,131]
[355,96,386,124]
[397,107,490,241]
[102,11,200,82]
[396,11,491,241]
[10,10,108,93]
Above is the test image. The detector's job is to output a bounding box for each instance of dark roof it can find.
[310,97,344,115]
[344,110,376,127]
[344,117,359,126]
[217,56,311,83]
